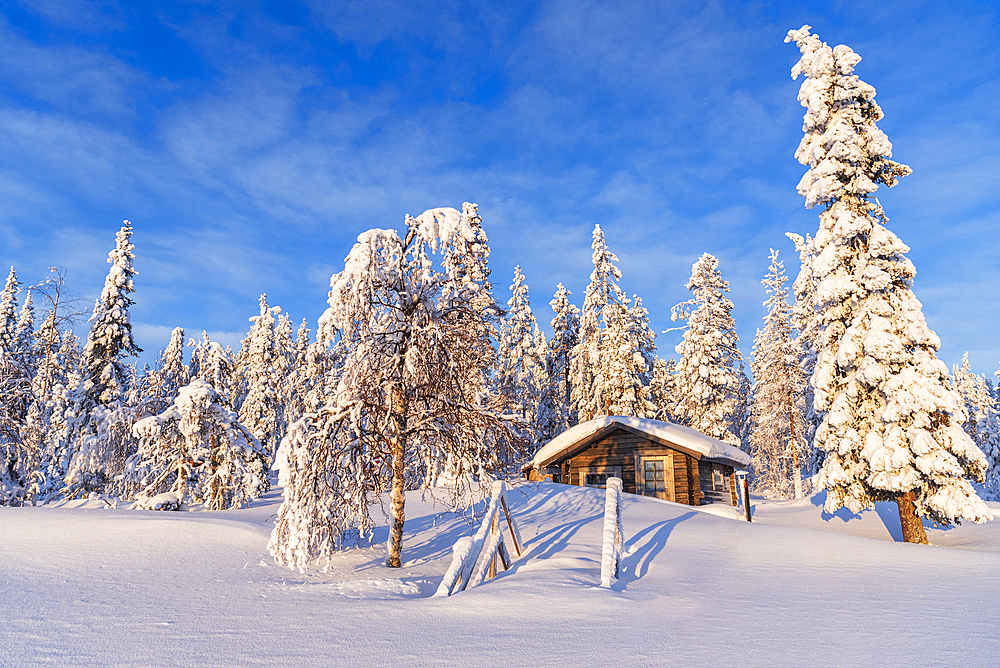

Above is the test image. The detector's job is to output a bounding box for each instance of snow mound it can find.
[134,492,182,511]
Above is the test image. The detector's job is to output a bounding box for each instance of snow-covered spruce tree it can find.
[0,348,34,505]
[733,361,753,450]
[786,26,990,541]
[0,268,32,479]
[951,355,1000,501]
[571,226,618,422]
[189,332,236,406]
[570,225,653,421]
[274,312,300,431]
[157,327,190,398]
[269,204,521,572]
[0,267,19,355]
[544,283,580,435]
[13,291,36,375]
[25,327,83,500]
[786,232,822,458]
[670,253,744,445]
[125,327,193,465]
[748,250,810,499]
[601,294,656,418]
[281,319,314,427]
[648,357,676,421]
[126,379,268,509]
[235,295,285,456]
[494,266,546,450]
[63,221,143,498]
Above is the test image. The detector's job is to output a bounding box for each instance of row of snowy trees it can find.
[0,223,316,509]
[489,228,751,456]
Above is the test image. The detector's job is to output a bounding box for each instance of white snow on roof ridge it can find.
[530,415,751,468]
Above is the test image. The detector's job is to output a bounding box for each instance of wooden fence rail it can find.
[435,480,522,597]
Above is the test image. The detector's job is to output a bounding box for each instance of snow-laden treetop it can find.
[785,25,910,211]
[530,416,751,470]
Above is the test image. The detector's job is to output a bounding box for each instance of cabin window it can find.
[582,467,622,488]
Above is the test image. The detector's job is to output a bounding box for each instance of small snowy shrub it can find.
[126,379,269,509]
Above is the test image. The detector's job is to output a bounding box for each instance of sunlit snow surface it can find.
[2,483,998,667]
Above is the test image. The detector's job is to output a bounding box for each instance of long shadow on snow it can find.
[354,483,594,572]
[512,483,610,563]
[614,512,697,589]
[361,511,478,571]
[810,489,946,541]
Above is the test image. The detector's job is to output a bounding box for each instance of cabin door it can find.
[640,455,673,501]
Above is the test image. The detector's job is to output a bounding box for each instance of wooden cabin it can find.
[523,416,751,506]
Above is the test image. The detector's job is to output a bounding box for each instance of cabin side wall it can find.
[698,461,738,506]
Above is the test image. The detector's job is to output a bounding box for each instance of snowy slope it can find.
[2,484,998,667]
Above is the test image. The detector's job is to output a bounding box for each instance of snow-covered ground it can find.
[2,483,998,667]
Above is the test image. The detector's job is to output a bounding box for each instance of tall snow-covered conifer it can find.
[569,226,652,421]
[190,332,236,406]
[0,267,19,355]
[14,292,35,374]
[78,221,142,406]
[601,295,656,418]
[495,266,546,450]
[786,26,990,541]
[951,355,1000,501]
[236,295,284,456]
[648,357,676,421]
[547,283,580,431]
[670,253,743,445]
[748,250,810,498]
[63,221,142,497]
[156,327,190,398]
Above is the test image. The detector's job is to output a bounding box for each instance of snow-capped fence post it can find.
[600,477,624,588]
[434,480,522,597]
[735,470,751,522]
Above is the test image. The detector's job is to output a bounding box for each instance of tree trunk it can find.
[386,382,407,568]
[896,490,928,544]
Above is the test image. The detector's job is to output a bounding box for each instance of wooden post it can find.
[497,539,511,571]
[735,470,752,522]
[499,494,522,556]
[488,512,499,578]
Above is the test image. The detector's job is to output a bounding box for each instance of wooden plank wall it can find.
[565,428,701,505]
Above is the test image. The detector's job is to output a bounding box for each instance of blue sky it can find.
[1,0,998,375]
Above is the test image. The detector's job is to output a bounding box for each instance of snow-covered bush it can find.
[125,379,269,510]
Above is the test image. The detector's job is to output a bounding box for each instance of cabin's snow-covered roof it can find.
[530,416,751,469]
